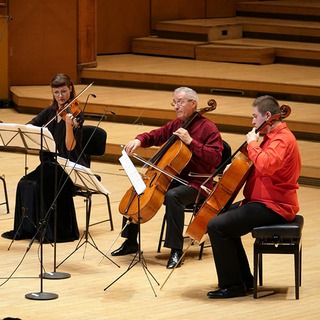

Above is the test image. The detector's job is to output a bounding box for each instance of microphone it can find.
[82,93,96,115]
[102,109,116,121]
[104,109,116,115]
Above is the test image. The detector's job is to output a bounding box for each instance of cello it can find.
[186,104,291,243]
[118,99,217,224]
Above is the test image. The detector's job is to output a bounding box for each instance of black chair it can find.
[251,214,304,299]
[0,174,10,213]
[157,140,232,259]
[74,125,113,232]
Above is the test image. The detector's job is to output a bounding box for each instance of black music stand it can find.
[0,123,59,300]
[0,123,71,278]
[55,156,119,268]
[0,123,55,151]
[104,150,159,296]
[0,123,56,247]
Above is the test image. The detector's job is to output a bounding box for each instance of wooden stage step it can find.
[132,37,206,59]
[155,17,320,43]
[237,0,320,21]
[210,38,320,64]
[1,108,319,186]
[9,83,320,140]
[79,54,320,103]
[155,18,243,42]
[195,44,275,65]
[240,17,320,43]
[132,37,276,65]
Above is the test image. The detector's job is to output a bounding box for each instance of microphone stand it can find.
[0,15,12,43]
[43,93,96,280]
[42,113,71,280]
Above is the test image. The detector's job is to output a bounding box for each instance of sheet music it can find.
[57,156,110,196]
[119,149,146,196]
[0,123,55,152]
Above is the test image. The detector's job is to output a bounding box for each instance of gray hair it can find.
[174,87,199,104]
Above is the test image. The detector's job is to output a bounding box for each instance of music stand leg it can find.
[7,153,38,250]
[43,157,71,280]
[104,194,159,296]
[25,128,59,300]
[56,192,119,269]
[25,219,59,300]
[0,174,9,213]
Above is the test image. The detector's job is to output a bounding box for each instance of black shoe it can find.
[207,285,246,299]
[111,240,138,256]
[166,249,183,269]
[1,230,20,240]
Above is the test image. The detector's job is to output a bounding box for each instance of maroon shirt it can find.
[136,115,223,193]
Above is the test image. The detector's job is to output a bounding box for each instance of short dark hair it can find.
[252,95,280,116]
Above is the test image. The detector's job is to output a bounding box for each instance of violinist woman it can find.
[206,95,301,299]
[111,87,223,269]
[2,73,88,242]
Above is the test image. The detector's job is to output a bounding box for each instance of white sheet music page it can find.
[57,156,110,195]
[0,123,55,152]
[119,149,146,196]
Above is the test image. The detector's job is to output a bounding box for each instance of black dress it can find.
[4,106,88,243]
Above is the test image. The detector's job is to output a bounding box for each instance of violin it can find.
[118,99,217,224]
[58,100,82,127]
[186,104,291,243]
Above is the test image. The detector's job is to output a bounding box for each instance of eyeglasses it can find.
[53,90,69,96]
[171,99,193,107]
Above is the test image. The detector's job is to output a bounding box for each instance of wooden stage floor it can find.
[0,151,319,320]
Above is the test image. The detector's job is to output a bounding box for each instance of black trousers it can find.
[207,201,287,288]
[120,184,200,250]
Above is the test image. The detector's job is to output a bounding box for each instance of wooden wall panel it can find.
[151,0,206,30]
[206,0,236,18]
[8,0,77,85]
[78,0,97,67]
[95,0,236,54]
[96,0,150,54]
[0,16,9,100]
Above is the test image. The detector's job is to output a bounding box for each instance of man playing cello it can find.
[112,87,223,269]
[207,95,301,298]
